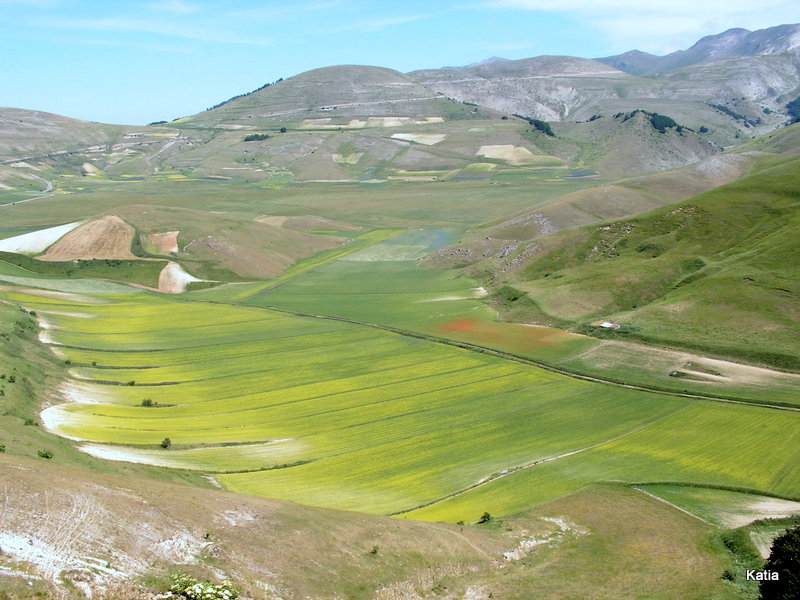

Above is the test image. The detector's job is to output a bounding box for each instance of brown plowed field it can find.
[37,215,138,261]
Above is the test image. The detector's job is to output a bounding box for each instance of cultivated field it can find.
[4,278,793,524]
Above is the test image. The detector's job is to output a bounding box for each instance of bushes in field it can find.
[759,526,800,599]
[513,114,555,136]
[787,97,800,123]
[169,574,239,600]
[243,133,271,142]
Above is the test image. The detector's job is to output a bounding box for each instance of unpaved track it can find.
[389,407,689,516]
[0,173,55,207]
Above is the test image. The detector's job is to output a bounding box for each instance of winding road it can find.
[0,173,55,207]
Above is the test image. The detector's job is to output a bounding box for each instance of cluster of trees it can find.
[760,525,799,599]
[787,97,800,123]
[513,114,555,136]
[243,133,271,142]
[206,78,284,112]
[708,103,761,127]
[613,110,685,134]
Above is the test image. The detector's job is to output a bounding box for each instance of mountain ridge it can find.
[598,23,800,75]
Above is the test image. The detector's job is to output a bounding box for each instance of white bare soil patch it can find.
[332,152,364,164]
[390,133,447,145]
[0,221,83,254]
[477,144,537,164]
[254,215,288,227]
[344,244,430,262]
[80,162,102,177]
[9,161,41,170]
[158,261,208,294]
[31,308,96,319]
[301,116,444,129]
[502,516,586,561]
[721,498,800,529]
[79,439,301,471]
[416,287,488,302]
[0,474,214,596]
[41,380,121,441]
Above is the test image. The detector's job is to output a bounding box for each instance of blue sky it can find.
[2,0,799,125]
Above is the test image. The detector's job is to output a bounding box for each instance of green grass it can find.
[406,402,800,522]
[8,282,796,523]
[7,286,712,517]
[638,484,800,528]
[245,229,595,362]
[0,252,166,287]
[504,154,800,371]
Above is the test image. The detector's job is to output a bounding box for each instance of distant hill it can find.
[598,23,800,75]
[408,26,800,146]
[181,65,493,128]
[0,108,131,161]
[426,123,800,369]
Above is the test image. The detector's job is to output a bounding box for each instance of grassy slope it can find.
[471,484,741,600]
[504,154,800,370]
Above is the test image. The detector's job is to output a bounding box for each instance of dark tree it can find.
[760,525,800,600]
[649,113,679,133]
[161,438,172,449]
[243,133,271,142]
[786,97,800,123]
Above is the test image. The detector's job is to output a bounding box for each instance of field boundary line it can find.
[631,486,715,526]
[389,406,689,516]
[202,299,800,413]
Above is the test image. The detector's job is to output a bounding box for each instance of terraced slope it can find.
[4,278,792,525]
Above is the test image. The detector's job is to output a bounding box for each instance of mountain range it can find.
[0,22,799,600]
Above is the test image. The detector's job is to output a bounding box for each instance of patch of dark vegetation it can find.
[147,120,168,126]
[513,114,555,136]
[209,459,314,475]
[186,281,220,293]
[708,103,761,127]
[206,78,284,112]
[715,527,763,595]
[760,524,800,600]
[243,133,271,142]
[576,323,642,337]
[613,110,687,133]
[786,97,800,124]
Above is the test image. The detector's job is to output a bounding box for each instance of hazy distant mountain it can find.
[442,56,510,70]
[598,23,800,75]
[407,26,800,146]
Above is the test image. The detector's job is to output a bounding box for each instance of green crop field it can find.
[5,280,796,524]
[406,401,800,522]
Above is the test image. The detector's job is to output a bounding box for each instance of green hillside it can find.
[497,154,800,369]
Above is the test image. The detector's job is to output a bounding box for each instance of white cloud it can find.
[352,14,429,32]
[37,15,273,46]
[143,0,202,15]
[483,0,800,54]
